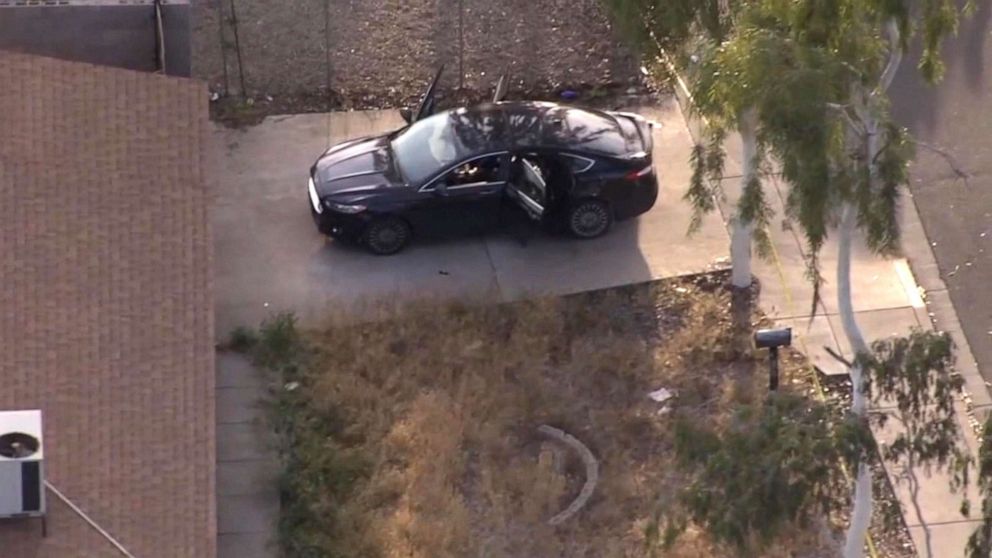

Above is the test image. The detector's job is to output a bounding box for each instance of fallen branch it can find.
[537,425,599,526]
[824,345,854,368]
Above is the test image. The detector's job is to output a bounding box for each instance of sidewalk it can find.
[671,86,992,557]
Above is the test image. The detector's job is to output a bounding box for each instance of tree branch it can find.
[875,18,904,97]
[827,103,866,135]
[824,345,854,368]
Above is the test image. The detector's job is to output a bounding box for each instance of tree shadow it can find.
[891,0,992,139]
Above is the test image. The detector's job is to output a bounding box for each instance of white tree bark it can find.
[839,200,873,558]
[841,18,903,558]
[730,220,754,288]
[731,107,759,289]
[844,463,874,558]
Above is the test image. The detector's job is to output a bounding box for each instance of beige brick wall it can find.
[0,52,215,558]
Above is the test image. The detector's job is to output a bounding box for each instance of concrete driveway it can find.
[211,96,729,336]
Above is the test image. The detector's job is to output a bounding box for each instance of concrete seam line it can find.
[537,424,598,526]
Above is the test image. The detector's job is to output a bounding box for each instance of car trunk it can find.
[611,112,654,156]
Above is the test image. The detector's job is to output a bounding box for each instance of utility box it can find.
[0,410,45,518]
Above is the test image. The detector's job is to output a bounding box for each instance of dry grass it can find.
[257,273,842,558]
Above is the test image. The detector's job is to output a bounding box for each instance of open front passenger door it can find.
[506,155,547,221]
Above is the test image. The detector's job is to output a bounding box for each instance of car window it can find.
[510,155,547,207]
[441,154,505,188]
[391,107,505,186]
[545,108,627,156]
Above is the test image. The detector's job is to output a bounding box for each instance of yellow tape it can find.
[765,228,881,558]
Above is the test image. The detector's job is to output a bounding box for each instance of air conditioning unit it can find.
[0,410,45,518]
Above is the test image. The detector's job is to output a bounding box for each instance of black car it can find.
[308,69,659,255]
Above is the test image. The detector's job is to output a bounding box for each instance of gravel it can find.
[192,0,641,113]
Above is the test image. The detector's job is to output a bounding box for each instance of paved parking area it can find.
[211,97,729,557]
[212,96,729,337]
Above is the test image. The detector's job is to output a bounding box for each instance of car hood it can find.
[312,135,401,196]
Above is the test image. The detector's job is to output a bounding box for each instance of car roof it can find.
[439,101,628,157]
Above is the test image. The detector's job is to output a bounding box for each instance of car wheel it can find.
[567,199,612,239]
[362,217,411,255]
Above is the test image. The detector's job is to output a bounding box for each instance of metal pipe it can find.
[769,347,779,391]
[228,0,247,97]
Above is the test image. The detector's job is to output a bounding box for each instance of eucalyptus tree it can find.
[760,2,972,555]
[605,1,974,556]
[689,1,972,554]
[604,0,765,292]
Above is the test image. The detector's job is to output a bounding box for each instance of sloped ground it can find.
[192,0,641,113]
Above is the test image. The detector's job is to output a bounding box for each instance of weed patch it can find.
[238,273,860,557]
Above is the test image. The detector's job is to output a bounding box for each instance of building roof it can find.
[0,51,215,557]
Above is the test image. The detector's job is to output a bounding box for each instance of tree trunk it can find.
[839,200,872,558]
[841,20,903,557]
[731,109,758,347]
[730,220,754,288]
[731,108,758,290]
[845,463,874,558]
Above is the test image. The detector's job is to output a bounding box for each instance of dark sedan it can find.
[308,71,659,255]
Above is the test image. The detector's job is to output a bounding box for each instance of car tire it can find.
[567,199,612,239]
[362,217,412,255]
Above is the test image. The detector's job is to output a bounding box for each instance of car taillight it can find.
[625,165,653,181]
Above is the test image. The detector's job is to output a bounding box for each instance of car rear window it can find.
[546,108,627,156]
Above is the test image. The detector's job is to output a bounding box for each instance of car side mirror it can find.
[434,182,449,197]
[400,107,413,124]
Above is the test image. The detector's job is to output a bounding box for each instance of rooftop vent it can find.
[0,410,45,518]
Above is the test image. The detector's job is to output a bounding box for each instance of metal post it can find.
[768,347,779,391]
[153,0,166,73]
[228,0,247,98]
[216,0,230,95]
[458,0,465,90]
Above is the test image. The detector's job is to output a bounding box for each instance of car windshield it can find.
[390,109,504,185]
[390,112,466,185]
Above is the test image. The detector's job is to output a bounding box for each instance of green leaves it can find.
[919,0,964,82]
[685,129,727,235]
[737,169,773,258]
[967,414,992,557]
[665,393,856,553]
[860,330,974,521]
[685,143,714,235]
[660,330,974,554]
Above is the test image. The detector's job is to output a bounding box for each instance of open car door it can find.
[492,73,509,103]
[406,65,444,124]
[506,156,547,221]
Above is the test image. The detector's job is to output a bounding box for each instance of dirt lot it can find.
[232,273,916,558]
[192,0,641,112]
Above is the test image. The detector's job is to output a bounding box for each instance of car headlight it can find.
[308,176,323,214]
[326,202,367,214]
